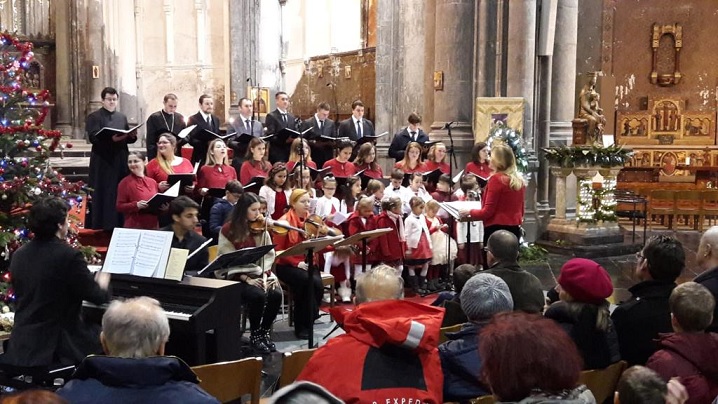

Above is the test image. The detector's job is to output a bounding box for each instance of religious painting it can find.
[247,86,270,117]
[474,97,524,142]
[433,71,443,90]
[680,112,715,145]
[616,113,652,144]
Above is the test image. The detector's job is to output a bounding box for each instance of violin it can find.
[304,214,343,238]
[250,215,306,235]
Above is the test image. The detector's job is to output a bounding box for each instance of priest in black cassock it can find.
[265,91,296,163]
[145,93,186,160]
[186,94,221,166]
[86,87,137,231]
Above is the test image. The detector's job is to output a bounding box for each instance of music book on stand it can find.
[102,228,189,281]
[439,201,482,222]
[146,181,181,212]
[334,228,392,247]
[167,162,199,188]
[197,244,275,278]
[94,123,144,139]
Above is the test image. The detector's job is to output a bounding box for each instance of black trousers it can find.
[239,282,282,331]
[275,264,323,331]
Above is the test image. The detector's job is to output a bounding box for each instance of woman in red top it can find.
[460,143,525,245]
[424,142,450,174]
[286,138,317,173]
[352,143,383,179]
[273,189,324,339]
[197,139,237,194]
[146,133,196,193]
[394,142,426,174]
[116,151,160,229]
[240,137,271,185]
[464,142,492,183]
[322,139,356,178]
[217,192,281,354]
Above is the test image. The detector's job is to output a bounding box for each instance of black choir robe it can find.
[86,107,136,231]
[145,110,187,160]
[187,111,221,166]
[265,109,297,163]
[302,115,336,169]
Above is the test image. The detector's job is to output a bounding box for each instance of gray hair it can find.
[355,265,404,304]
[460,273,513,321]
[101,296,170,358]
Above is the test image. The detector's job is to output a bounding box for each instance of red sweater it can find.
[465,161,491,179]
[197,164,237,190]
[375,212,405,262]
[116,174,159,229]
[286,160,317,174]
[468,173,525,227]
[240,159,270,185]
[346,211,377,264]
[352,163,383,179]
[273,211,307,267]
[146,157,195,184]
[323,158,356,177]
[424,160,449,174]
[394,161,426,174]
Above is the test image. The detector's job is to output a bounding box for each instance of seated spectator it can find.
[694,226,718,332]
[615,365,688,404]
[484,230,545,313]
[480,312,595,403]
[612,235,683,366]
[1,390,69,404]
[545,258,620,370]
[208,179,243,241]
[439,273,513,402]
[268,381,343,404]
[57,297,219,404]
[298,265,444,403]
[647,282,718,404]
[431,263,477,307]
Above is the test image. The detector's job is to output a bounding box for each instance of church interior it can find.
[0,0,717,402]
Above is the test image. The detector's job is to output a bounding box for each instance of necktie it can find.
[206,116,211,129]
[281,113,287,124]
[356,121,362,138]
[245,119,251,133]
[319,121,324,134]
[410,131,417,142]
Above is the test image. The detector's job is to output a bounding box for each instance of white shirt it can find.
[258,185,293,217]
[402,187,433,215]
[315,196,340,219]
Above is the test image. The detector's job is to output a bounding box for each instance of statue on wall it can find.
[576,72,606,145]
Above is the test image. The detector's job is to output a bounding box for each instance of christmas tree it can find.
[0,33,88,318]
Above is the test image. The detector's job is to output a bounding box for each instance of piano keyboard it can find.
[83,301,191,321]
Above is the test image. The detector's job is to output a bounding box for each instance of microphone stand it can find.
[445,122,457,286]
[297,117,305,173]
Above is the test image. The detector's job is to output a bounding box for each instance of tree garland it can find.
[487,123,529,173]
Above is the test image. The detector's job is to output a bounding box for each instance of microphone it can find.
[442,121,455,130]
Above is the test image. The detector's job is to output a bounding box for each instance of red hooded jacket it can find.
[646,332,718,404]
[298,300,445,404]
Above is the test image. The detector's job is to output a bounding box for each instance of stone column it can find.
[550,167,570,220]
[85,0,106,116]
[227,0,259,117]
[53,0,72,136]
[374,0,398,173]
[506,0,537,145]
[430,0,476,171]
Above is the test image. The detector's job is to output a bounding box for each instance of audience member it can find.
[615,365,688,404]
[694,226,718,332]
[298,265,444,403]
[612,235,684,366]
[268,381,343,404]
[480,312,595,403]
[646,282,718,404]
[57,297,218,404]
[439,273,513,402]
[431,263,477,307]
[545,258,620,370]
[0,390,69,404]
[484,230,545,313]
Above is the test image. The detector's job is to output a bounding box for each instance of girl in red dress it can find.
[146,133,196,194]
[259,163,291,220]
[240,137,271,185]
[404,196,433,294]
[116,151,160,229]
[464,142,492,187]
[352,143,383,179]
[198,139,237,194]
[394,142,426,174]
[322,140,356,178]
[375,196,405,275]
[346,197,377,276]
[286,138,317,173]
[425,200,457,292]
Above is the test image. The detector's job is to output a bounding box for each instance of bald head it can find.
[486,230,520,264]
[698,226,718,271]
[355,265,404,304]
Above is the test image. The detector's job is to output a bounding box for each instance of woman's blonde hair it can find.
[289,188,309,206]
[427,142,446,163]
[155,133,177,174]
[205,139,229,166]
[288,138,313,164]
[399,141,423,170]
[490,143,524,191]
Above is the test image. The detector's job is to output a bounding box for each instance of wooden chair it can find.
[192,357,263,404]
[439,323,463,344]
[648,190,675,229]
[277,348,318,389]
[674,190,702,230]
[578,360,627,404]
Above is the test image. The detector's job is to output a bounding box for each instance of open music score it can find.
[102,228,188,281]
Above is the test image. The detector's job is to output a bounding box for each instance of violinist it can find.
[218,192,281,354]
[273,189,324,339]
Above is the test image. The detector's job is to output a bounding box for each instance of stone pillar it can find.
[85,0,106,116]
[430,0,476,171]
[550,167,569,220]
[227,0,259,116]
[506,0,536,145]
[551,0,578,123]
[53,0,72,136]
[374,0,398,173]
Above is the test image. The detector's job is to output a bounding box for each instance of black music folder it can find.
[197,244,276,278]
[357,131,388,144]
[94,123,144,139]
[167,162,200,187]
[145,182,181,212]
[422,168,444,185]
[275,127,311,143]
[308,166,332,180]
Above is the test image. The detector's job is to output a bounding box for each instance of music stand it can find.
[334,228,392,273]
[276,236,343,347]
[440,201,482,263]
[197,245,275,278]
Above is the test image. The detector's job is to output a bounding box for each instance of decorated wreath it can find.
[487,123,529,173]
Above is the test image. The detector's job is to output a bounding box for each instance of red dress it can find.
[272,190,288,220]
[322,158,356,177]
[465,161,492,179]
[394,161,426,174]
[146,157,195,184]
[286,160,317,173]
[197,164,237,190]
[375,212,404,263]
[423,160,449,174]
[411,233,432,260]
[116,174,159,229]
[345,211,377,265]
[352,162,383,179]
[240,159,270,185]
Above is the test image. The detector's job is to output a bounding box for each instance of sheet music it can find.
[164,248,189,281]
[331,210,349,225]
[177,124,197,139]
[452,169,464,185]
[104,229,140,274]
[102,228,174,278]
[134,231,173,277]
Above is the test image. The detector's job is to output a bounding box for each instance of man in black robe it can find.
[145,93,186,160]
[86,87,137,231]
[186,94,221,166]
[266,91,296,163]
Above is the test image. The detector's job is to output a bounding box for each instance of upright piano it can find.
[83,274,243,366]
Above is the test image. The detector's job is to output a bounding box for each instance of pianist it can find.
[2,197,111,368]
[57,297,219,403]
[161,196,209,275]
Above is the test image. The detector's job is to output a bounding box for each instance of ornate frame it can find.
[474,97,524,142]
[650,23,683,86]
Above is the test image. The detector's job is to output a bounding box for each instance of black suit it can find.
[3,238,110,367]
[266,109,296,163]
[302,115,336,169]
[187,112,221,165]
[337,117,375,142]
[145,110,187,160]
[389,128,430,162]
[228,116,264,170]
